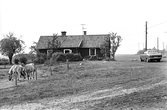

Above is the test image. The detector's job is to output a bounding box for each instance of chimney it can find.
[61,31,66,36]
[83,31,87,35]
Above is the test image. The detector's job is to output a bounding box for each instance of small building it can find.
[36,31,110,58]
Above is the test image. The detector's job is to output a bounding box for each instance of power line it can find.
[120,20,167,37]
[123,32,144,37]
[148,20,167,29]
[145,21,148,50]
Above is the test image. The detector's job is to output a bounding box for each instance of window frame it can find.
[47,49,53,55]
[89,48,96,56]
[64,49,72,54]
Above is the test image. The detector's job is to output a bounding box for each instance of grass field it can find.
[0,54,167,110]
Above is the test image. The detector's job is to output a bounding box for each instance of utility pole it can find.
[81,24,86,35]
[109,36,111,59]
[145,21,148,51]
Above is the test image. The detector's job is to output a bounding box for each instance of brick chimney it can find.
[83,31,86,35]
[61,31,67,36]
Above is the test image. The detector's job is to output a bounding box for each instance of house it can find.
[36,31,110,58]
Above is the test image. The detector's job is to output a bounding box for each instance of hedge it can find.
[50,52,83,63]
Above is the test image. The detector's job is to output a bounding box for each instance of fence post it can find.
[15,72,17,86]
[49,59,53,75]
[66,59,69,70]
[50,66,52,75]
[35,68,37,80]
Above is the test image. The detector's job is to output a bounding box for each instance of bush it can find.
[36,52,47,60]
[14,54,36,63]
[28,54,36,63]
[19,56,28,64]
[34,57,45,64]
[0,58,9,65]
[84,55,98,60]
[32,52,47,64]
[51,52,66,63]
[73,54,83,61]
[137,50,145,55]
[85,55,91,60]
[13,58,19,64]
[50,52,83,63]
[66,53,75,61]
[44,60,51,66]
[65,53,83,61]
[104,57,116,61]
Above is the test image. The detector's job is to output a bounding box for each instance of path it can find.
[1,79,167,110]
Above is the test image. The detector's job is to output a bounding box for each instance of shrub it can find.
[50,52,83,63]
[65,53,83,61]
[66,53,75,61]
[137,50,145,55]
[28,53,36,63]
[84,55,91,60]
[104,57,116,61]
[14,54,36,63]
[36,52,47,60]
[34,57,45,64]
[51,52,66,63]
[19,56,28,64]
[84,55,98,60]
[90,55,98,60]
[0,58,9,65]
[33,52,47,64]
[13,58,19,64]
[44,60,51,66]
[73,54,83,61]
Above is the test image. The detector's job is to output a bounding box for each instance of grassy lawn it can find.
[0,54,167,109]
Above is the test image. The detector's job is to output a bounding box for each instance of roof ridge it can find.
[40,34,110,37]
[37,34,108,49]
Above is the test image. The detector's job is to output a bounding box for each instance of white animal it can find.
[8,65,25,81]
[24,63,36,80]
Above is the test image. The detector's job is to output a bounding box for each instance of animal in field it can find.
[23,63,37,80]
[8,64,26,81]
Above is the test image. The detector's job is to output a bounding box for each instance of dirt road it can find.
[1,79,167,110]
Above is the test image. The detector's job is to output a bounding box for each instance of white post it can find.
[35,70,37,80]
[15,72,17,86]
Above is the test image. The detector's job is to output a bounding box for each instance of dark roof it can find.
[36,34,110,49]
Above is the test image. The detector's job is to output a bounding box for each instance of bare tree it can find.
[100,32,122,60]
[47,34,61,75]
[47,33,61,59]
[29,41,38,54]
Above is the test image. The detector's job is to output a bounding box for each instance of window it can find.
[64,49,72,53]
[47,49,53,55]
[89,48,96,56]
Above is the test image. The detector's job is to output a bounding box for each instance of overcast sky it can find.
[0,0,167,54]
